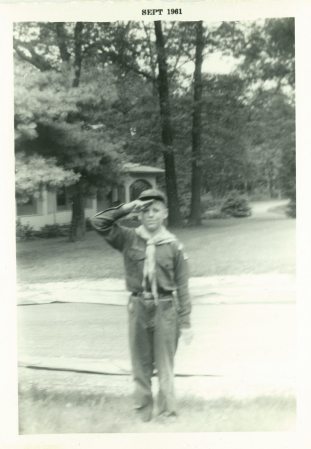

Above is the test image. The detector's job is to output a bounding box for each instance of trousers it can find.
[127,294,179,414]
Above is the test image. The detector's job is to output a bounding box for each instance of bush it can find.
[16,219,35,240]
[203,210,229,219]
[286,198,296,218]
[179,192,191,219]
[201,193,216,212]
[220,191,252,218]
[17,218,97,240]
[179,192,216,219]
[35,224,70,238]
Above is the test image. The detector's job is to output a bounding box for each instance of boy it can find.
[91,189,192,422]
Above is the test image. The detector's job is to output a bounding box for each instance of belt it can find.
[132,291,173,300]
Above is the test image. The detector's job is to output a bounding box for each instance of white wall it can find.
[17,190,97,230]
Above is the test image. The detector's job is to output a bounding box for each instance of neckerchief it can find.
[135,225,176,305]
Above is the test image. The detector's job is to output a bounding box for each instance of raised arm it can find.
[91,199,153,251]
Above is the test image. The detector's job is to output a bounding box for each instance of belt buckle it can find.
[143,292,154,300]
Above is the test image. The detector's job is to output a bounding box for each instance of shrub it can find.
[203,210,229,219]
[201,193,216,212]
[286,198,296,218]
[179,192,191,219]
[35,224,70,238]
[16,219,35,240]
[220,191,252,218]
[179,192,216,219]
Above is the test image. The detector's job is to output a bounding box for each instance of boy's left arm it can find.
[174,242,192,332]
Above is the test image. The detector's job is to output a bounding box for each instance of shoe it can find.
[136,404,153,422]
[157,411,178,422]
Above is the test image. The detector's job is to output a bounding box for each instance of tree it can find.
[14,19,296,229]
[216,18,295,201]
[154,21,183,227]
[200,74,247,197]
[188,21,204,226]
[236,18,295,90]
[15,153,79,204]
[14,23,124,241]
[14,21,189,230]
[242,89,295,199]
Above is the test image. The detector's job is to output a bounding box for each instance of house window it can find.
[56,187,71,211]
[16,197,38,216]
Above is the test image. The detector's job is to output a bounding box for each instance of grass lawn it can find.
[18,386,296,433]
[16,216,296,284]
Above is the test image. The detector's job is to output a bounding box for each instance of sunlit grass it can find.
[18,385,296,434]
[16,216,295,284]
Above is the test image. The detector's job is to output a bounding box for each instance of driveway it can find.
[18,299,296,400]
[249,200,289,219]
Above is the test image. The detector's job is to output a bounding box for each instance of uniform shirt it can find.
[91,205,191,329]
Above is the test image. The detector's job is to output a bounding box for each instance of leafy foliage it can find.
[233,18,295,91]
[243,90,295,200]
[35,224,70,239]
[220,191,252,218]
[179,192,216,219]
[14,19,296,230]
[15,153,79,204]
[16,219,36,240]
[16,220,94,240]
[14,58,125,201]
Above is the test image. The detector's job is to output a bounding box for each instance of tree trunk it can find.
[188,21,204,226]
[154,21,183,228]
[68,180,85,242]
[266,163,274,199]
[56,22,86,241]
[73,22,84,88]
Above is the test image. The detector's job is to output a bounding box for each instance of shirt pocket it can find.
[126,248,145,279]
[127,248,145,261]
[156,256,174,280]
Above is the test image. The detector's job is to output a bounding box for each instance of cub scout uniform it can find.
[91,196,191,416]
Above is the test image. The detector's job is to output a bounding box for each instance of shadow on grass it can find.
[19,385,296,434]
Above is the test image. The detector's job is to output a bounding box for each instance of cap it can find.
[138,188,167,205]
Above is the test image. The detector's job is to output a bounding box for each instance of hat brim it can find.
[139,195,166,204]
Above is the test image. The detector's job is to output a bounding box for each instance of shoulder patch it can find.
[177,242,188,260]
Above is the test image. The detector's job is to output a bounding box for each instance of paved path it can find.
[18,276,296,400]
[17,198,295,400]
[17,274,296,306]
[249,200,289,219]
[17,200,296,400]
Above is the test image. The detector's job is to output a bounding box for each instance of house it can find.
[16,164,165,230]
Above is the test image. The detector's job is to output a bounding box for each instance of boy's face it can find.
[139,200,168,233]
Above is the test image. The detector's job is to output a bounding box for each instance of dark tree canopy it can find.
[14,18,296,238]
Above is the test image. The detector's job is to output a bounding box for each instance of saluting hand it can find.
[123,199,154,214]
